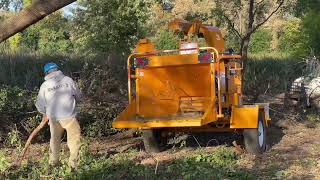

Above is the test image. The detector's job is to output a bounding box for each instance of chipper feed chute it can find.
[113,49,218,128]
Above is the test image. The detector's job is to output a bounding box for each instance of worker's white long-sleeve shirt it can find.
[35,70,81,121]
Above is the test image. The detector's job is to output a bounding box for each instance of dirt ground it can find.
[4,96,320,179]
[88,124,320,179]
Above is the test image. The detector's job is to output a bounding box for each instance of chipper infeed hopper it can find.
[113,19,270,154]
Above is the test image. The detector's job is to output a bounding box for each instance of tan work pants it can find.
[49,118,81,168]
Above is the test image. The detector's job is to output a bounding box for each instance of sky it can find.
[63,2,78,17]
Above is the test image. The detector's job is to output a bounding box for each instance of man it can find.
[35,62,81,168]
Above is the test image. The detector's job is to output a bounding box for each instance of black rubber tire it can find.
[243,112,267,155]
[142,129,166,153]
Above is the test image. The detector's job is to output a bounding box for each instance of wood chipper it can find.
[113,19,270,154]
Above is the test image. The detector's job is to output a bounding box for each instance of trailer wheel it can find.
[243,112,266,154]
[142,129,166,153]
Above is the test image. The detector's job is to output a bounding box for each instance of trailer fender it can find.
[230,105,259,129]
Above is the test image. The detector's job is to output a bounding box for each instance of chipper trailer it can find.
[113,19,270,154]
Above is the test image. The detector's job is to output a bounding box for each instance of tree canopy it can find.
[0,0,320,58]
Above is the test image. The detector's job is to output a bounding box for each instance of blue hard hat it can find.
[44,63,58,74]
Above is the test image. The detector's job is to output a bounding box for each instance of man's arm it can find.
[35,86,46,114]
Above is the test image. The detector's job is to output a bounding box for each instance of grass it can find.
[244,53,304,101]
[294,158,318,167]
[0,52,85,90]
[0,51,316,179]
[306,113,320,123]
[1,145,253,180]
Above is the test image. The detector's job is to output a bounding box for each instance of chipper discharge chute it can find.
[113,19,270,154]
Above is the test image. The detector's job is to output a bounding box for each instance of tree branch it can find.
[247,0,284,37]
[253,0,266,17]
[248,0,255,31]
[221,13,242,39]
[0,0,76,43]
[256,0,266,6]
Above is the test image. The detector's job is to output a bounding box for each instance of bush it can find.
[0,151,10,173]
[0,52,127,140]
[0,86,46,142]
[77,62,127,137]
[244,54,303,101]
[249,28,273,54]
[302,9,320,55]
[278,18,308,56]
[152,29,180,50]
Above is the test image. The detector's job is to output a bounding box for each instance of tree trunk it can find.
[0,0,76,43]
[240,37,250,69]
[240,37,250,60]
[240,0,254,70]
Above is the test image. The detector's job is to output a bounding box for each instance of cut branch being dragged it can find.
[13,115,49,167]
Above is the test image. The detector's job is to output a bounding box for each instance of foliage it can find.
[0,86,35,119]
[6,125,22,151]
[306,113,320,123]
[0,52,79,89]
[224,30,241,52]
[280,0,320,56]
[249,28,273,54]
[244,54,303,100]
[295,0,320,16]
[0,52,126,140]
[162,147,251,179]
[73,0,150,55]
[8,33,22,50]
[38,12,74,54]
[20,11,74,54]
[77,61,127,137]
[0,86,41,142]
[152,29,180,50]
[0,151,10,173]
[302,9,320,56]
[2,145,253,179]
[278,18,307,56]
[212,0,286,56]
[20,24,40,50]
[147,0,214,34]
[23,0,31,7]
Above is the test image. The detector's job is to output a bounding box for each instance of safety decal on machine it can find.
[198,51,213,63]
[137,70,144,77]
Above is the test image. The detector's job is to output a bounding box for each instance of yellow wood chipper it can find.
[113,19,270,154]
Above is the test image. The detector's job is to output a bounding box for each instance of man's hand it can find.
[43,114,49,125]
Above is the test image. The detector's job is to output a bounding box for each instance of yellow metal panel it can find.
[134,39,156,53]
[200,26,225,53]
[180,97,210,112]
[148,54,199,67]
[137,64,212,118]
[230,106,259,128]
[114,118,203,129]
[112,99,137,128]
[112,100,217,129]
[201,103,217,125]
